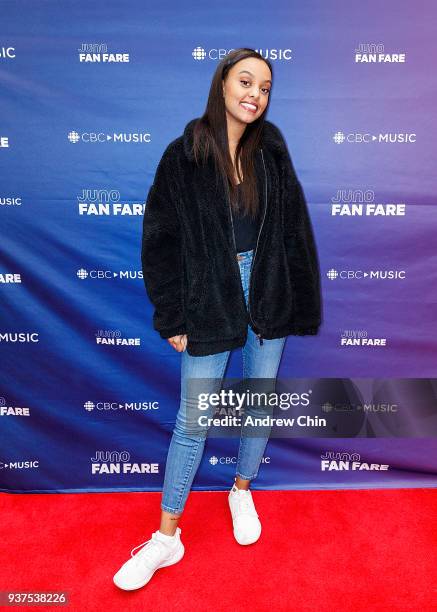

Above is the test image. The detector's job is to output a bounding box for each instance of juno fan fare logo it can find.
[78,189,145,215]
[78,43,129,62]
[90,450,159,475]
[331,189,406,216]
[354,43,406,63]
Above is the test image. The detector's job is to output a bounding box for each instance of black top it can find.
[231,182,261,252]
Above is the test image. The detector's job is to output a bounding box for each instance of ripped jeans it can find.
[161,248,287,515]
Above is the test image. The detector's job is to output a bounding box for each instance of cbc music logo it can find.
[67,131,151,144]
[209,455,271,466]
[320,451,389,471]
[0,196,21,207]
[331,189,406,217]
[333,131,416,144]
[0,459,39,470]
[77,43,129,63]
[354,43,406,63]
[322,401,397,412]
[0,46,15,59]
[0,332,39,343]
[76,268,143,280]
[84,400,159,412]
[326,269,406,280]
[192,46,292,61]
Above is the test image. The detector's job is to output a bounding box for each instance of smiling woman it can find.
[187,50,276,221]
[114,47,322,592]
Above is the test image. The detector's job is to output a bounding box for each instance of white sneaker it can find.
[228,483,262,545]
[113,527,184,591]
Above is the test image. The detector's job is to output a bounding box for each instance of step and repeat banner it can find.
[1,0,437,494]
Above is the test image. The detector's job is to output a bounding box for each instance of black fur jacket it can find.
[141,117,322,357]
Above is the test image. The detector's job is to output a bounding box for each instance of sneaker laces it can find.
[234,489,258,517]
[130,532,168,569]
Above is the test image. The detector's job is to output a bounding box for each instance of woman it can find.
[113,48,322,591]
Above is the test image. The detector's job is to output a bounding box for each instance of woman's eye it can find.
[240,80,270,95]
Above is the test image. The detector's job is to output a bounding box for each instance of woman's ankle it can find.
[158,528,178,538]
[159,511,182,536]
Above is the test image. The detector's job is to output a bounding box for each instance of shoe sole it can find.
[113,543,185,591]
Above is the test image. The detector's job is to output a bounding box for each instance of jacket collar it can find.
[182,117,285,162]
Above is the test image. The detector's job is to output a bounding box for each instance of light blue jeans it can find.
[161,249,287,515]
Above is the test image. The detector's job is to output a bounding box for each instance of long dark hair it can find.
[191,48,273,219]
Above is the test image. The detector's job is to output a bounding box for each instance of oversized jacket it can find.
[141,117,322,357]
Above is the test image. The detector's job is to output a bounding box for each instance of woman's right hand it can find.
[167,334,187,352]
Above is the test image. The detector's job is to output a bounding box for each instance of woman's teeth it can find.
[240,102,257,113]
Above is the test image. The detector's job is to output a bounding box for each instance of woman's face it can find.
[222,57,272,126]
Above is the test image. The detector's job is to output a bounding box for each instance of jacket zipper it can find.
[227,179,248,334]
[248,148,268,345]
[227,148,268,346]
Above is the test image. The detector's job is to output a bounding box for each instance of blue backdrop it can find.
[1,0,437,493]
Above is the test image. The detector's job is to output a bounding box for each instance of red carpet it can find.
[1,488,436,611]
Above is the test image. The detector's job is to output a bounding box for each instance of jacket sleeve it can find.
[141,144,187,339]
[272,124,322,335]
